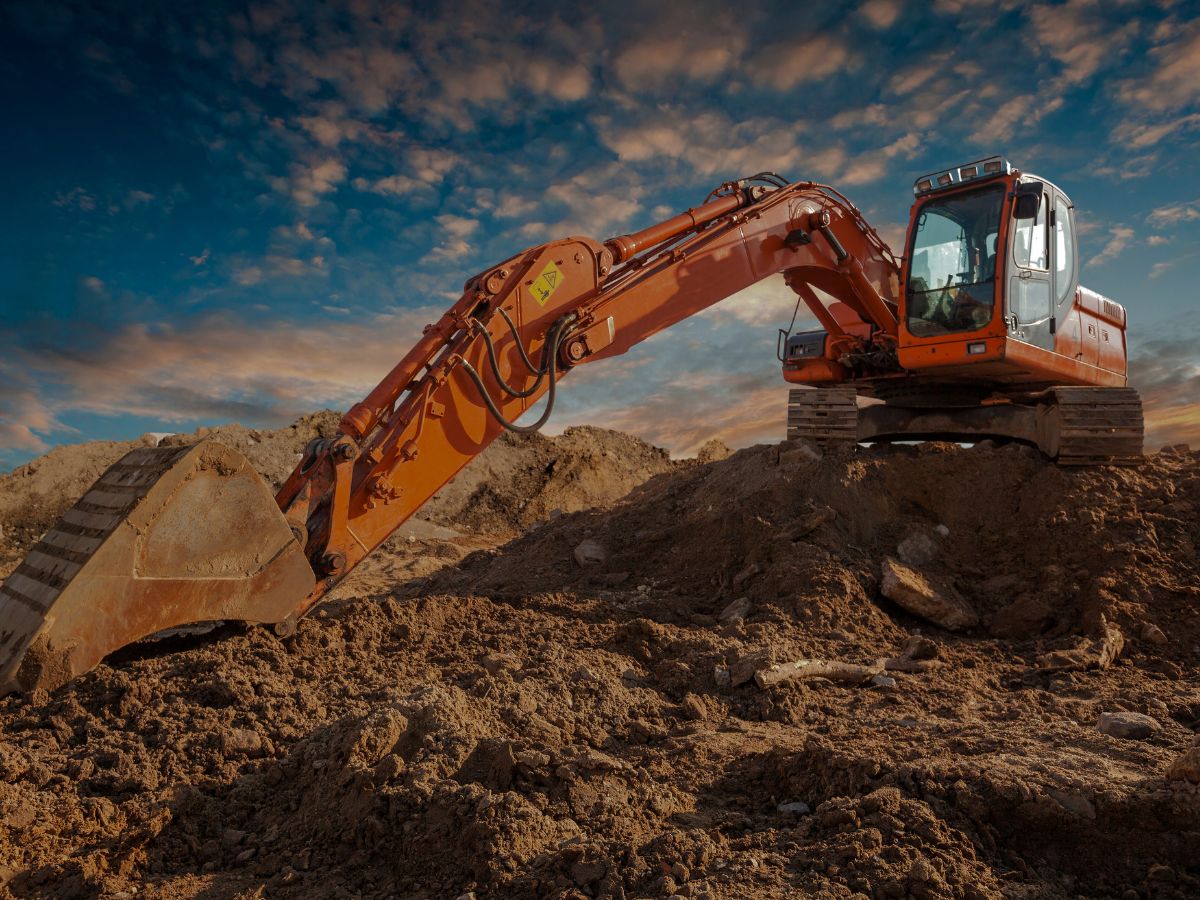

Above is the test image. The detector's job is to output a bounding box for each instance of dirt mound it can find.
[0,417,675,577]
[419,426,677,537]
[0,438,1197,898]
[426,440,1200,651]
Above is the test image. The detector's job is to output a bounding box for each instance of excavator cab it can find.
[904,160,1080,360]
[894,156,1118,389]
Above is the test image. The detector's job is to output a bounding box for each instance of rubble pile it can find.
[0,428,1197,898]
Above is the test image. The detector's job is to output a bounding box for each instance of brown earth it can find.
[0,427,1198,899]
[0,415,676,578]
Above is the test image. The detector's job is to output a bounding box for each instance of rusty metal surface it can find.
[0,441,314,694]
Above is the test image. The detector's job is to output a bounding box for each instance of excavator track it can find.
[786,387,858,446]
[1045,387,1144,466]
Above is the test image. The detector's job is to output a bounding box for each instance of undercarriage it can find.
[787,386,1144,465]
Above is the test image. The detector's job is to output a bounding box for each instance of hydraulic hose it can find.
[457,313,577,434]
[495,308,540,373]
[469,312,567,399]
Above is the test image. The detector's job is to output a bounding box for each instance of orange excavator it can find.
[0,157,1141,693]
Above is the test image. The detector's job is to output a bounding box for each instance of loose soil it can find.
[0,426,1197,899]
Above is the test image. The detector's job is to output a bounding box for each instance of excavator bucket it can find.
[0,441,315,695]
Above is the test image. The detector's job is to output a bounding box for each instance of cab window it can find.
[906,185,1003,336]
[1013,193,1048,270]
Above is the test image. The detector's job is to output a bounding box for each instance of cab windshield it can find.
[906,186,1003,336]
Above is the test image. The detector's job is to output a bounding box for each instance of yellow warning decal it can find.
[530,261,564,306]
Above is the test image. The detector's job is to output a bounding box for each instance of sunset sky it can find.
[2,0,1198,469]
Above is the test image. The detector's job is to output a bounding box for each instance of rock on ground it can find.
[879,557,980,630]
[1166,747,1200,783]
[1097,711,1162,740]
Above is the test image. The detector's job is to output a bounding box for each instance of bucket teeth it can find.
[0,441,315,695]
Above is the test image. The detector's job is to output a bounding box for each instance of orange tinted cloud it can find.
[577,381,785,457]
[1141,392,1200,449]
[9,302,1200,463]
[15,307,442,433]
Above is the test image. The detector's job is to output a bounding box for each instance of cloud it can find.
[428,213,480,261]
[547,291,812,456]
[1092,153,1159,180]
[436,214,478,240]
[288,158,346,206]
[839,133,922,186]
[1149,257,1189,280]
[8,307,444,441]
[612,22,746,90]
[231,252,328,285]
[494,193,540,219]
[1107,18,1200,161]
[1111,112,1200,150]
[279,43,416,115]
[1128,327,1200,448]
[933,0,1009,12]
[580,378,785,457]
[1115,18,1200,115]
[362,174,422,197]
[190,248,211,266]
[439,56,592,109]
[295,102,372,148]
[52,186,97,212]
[888,58,943,97]
[555,331,789,456]
[1087,225,1135,266]
[511,162,646,240]
[859,0,901,29]
[697,274,820,330]
[1029,0,1138,87]
[357,147,463,199]
[0,365,68,453]
[124,189,155,209]
[830,104,890,131]
[232,265,263,286]
[1147,200,1200,228]
[593,107,912,187]
[743,34,854,91]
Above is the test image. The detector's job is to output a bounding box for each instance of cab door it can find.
[1050,191,1081,358]
[1007,187,1054,350]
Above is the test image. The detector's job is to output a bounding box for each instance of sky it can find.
[1,0,1198,470]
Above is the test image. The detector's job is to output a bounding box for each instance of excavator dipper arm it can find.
[0,176,899,693]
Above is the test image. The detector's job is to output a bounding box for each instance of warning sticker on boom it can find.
[530,261,564,306]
